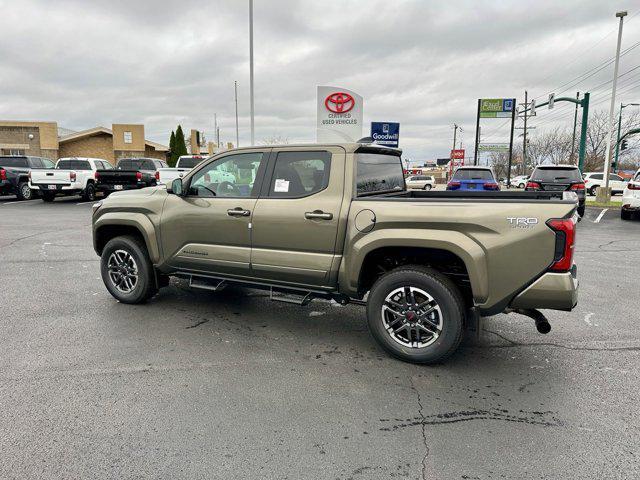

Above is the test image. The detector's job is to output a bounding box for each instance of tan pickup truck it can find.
[92,143,579,364]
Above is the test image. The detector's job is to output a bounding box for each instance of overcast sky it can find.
[1,0,639,161]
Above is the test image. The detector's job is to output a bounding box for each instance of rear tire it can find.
[621,208,632,220]
[577,205,585,217]
[423,184,432,191]
[82,183,96,202]
[589,186,598,196]
[16,182,32,200]
[41,191,55,202]
[100,235,157,304]
[366,266,464,364]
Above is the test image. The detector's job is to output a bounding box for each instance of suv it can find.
[583,172,627,196]
[0,155,55,200]
[92,143,579,364]
[525,165,585,217]
[405,174,435,190]
[447,166,499,191]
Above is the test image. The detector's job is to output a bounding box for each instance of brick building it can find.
[0,121,168,164]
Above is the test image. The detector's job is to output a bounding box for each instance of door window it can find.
[188,152,265,198]
[267,151,331,198]
[610,174,623,182]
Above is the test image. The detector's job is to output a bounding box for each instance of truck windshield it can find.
[532,167,582,182]
[0,157,28,168]
[356,153,405,196]
[452,169,494,180]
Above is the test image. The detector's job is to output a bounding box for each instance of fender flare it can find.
[93,213,161,264]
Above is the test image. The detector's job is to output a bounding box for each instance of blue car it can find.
[447,166,500,191]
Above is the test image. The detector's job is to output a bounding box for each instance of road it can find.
[1,195,638,479]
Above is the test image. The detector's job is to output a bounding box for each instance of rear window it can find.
[57,159,91,170]
[532,167,582,182]
[179,157,203,168]
[356,153,405,196]
[452,168,494,181]
[117,159,156,170]
[0,157,28,168]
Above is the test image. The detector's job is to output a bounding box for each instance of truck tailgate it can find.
[30,170,72,185]
[96,170,140,186]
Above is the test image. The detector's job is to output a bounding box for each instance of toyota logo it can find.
[325,92,355,113]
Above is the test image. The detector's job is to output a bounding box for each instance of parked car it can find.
[29,157,112,202]
[0,155,55,200]
[157,155,208,186]
[92,143,578,364]
[511,175,529,188]
[583,172,627,196]
[621,168,640,220]
[95,158,167,194]
[405,174,435,190]
[447,166,500,191]
[525,165,585,217]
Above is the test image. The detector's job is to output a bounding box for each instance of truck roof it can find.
[223,142,402,155]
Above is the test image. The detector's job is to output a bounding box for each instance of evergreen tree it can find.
[169,130,176,167]
[175,125,188,159]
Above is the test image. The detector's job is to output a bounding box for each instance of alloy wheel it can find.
[107,249,139,293]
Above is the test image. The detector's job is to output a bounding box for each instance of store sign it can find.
[450,149,465,160]
[479,98,514,118]
[317,86,363,142]
[478,143,509,152]
[371,122,400,147]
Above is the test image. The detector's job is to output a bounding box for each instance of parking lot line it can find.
[594,209,608,223]
[1,199,41,207]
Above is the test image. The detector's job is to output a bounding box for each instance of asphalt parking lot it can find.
[1,195,638,479]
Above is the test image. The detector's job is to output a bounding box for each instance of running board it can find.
[189,275,227,292]
[270,287,314,306]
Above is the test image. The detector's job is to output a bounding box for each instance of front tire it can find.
[16,182,32,200]
[366,266,464,364]
[423,184,432,191]
[100,236,157,304]
[621,208,632,220]
[577,205,585,217]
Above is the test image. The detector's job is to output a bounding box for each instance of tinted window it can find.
[0,157,28,168]
[189,152,264,198]
[154,160,167,169]
[611,174,623,181]
[268,151,331,198]
[42,158,55,168]
[531,167,581,182]
[452,168,494,181]
[57,159,91,170]
[356,153,405,196]
[179,157,203,168]
[29,158,45,168]
[589,173,603,180]
[117,159,132,170]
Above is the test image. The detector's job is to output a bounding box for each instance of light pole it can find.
[249,0,255,146]
[234,81,240,147]
[601,10,627,201]
[613,102,639,171]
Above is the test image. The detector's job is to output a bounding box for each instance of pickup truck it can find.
[29,157,112,202]
[156,155,208,186]
[0,155,55,200]
[92,143,579,364]
[95,158,167,194]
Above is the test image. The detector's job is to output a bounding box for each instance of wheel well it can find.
[95,225,146,256]
[358,247,473,307]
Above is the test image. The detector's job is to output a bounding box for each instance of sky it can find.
[1,0,639,163]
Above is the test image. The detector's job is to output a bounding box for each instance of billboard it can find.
[450,149,465,160]
[478,143,509,152]
[317,86,363,142]
[371,122,400,147]
[479,98,514,118]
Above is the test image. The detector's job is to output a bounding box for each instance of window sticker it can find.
[274,179,290,192]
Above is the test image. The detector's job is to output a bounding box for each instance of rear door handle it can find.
[227,208,251,217]
[305,210,333,220]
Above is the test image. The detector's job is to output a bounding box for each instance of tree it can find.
[260,134,289,145]
[169,130,176,166]
[172,125,188,167]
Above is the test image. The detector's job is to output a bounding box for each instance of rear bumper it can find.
[31,184,79,193]
[0,180,16,195]
[97,182,149,192]
[509,266,578,311]
[622,192,640,210]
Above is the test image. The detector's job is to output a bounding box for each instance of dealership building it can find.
[0,121,168,164]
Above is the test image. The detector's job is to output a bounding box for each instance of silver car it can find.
[405,174,435,190]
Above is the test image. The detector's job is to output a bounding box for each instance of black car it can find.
[95,158,167,194]
[525,165,585,216]
[0,155,55,200]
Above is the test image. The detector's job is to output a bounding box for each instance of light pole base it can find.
[595,187,612,203]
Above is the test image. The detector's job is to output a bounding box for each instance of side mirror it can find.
[170,178,184,196]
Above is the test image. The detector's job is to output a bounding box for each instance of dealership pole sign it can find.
[479,98,515,118]
[371,122,400,147]
[317,86,363,142]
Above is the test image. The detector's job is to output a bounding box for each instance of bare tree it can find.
[261,134,290,145]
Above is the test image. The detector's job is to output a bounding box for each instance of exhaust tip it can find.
[535,318,551,334]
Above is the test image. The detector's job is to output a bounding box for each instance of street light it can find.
[613,102,640,171]
[249,0,255,146]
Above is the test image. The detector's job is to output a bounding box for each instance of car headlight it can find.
[92,201,103,215]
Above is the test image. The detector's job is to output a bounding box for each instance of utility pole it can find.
[452,124,458,155]
[214,113,218,151]
[522,91,528,175]
[234,81,240,147]
[249,0,255,146]
[473,99,481,165]
[570,92,580,163]
[506,98,516,187]
[601,10,627,201]
[614,103,640,171]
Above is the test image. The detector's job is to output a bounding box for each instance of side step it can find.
[189,275,227,292]
[270,287,314,306]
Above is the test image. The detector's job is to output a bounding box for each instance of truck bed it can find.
[359,189,575,202]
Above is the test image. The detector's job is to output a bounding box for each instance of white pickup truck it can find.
[157,155,208,186]
[29,157,113,202]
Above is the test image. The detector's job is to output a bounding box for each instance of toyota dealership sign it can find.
[317,86,363,142]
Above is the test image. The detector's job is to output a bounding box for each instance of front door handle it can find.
[305,210,333,220]
[227,208,251,217]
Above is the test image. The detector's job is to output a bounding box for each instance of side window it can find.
[611,174,623,181]
[118,160,131,170]
[29,158,44,168]
[268,151,331,198]
[188,152,265,198]
[42,158,55,168]
[591,173,603,180]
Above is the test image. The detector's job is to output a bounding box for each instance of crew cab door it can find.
[250,147,345,287]
[160,150,268,277]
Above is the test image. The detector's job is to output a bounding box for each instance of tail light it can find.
[136,171,142,181]
[94,171,99,180]
[70,172,77,182]
[546,218,576,272]
[483,182,499,190]
[628,183,640,190]
[570,182,585,191]
[447,181,461,190]
[155,171,160,181]
[2,168,8,180]
[526,181,541,190]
